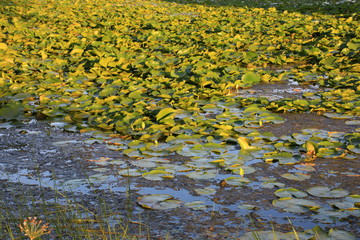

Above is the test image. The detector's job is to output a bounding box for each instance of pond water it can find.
[1,82,359,239]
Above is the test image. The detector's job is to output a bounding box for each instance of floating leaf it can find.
[156,108,177,122]
[262,181,286,189]
[264,152,300,164]
[142,169,174,181]
[137,194,182,210]
[274,188,308,198]
[184,201,207,210]
[237,137,260,150]
[118,169,143,177]
[281,173,311,181]
[242,72,261,85]
[186,170,217,180]
[224,176,251,186]
[194,187,216,195]
[241,230,310,240]
[273,197,320,213]
[307,186,349,198]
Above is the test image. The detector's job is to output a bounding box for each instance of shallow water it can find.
[0,118,359,239]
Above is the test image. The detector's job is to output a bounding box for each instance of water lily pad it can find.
[137,194,182,210]
[274,188,308,198]
[308,226,356,240]
[281,173,311,181]
[186,170,217,180]
[194,187,216,195]
[224,176,251,186]
[345,120,360,125]
[261,181,285,189]
[131,159,158,168]
[241,230,310,240]
[307,186,349,198]
[323,113,353,120]
[263,152,300,164]
[273,197,320,213]
[118,169,143,177]
[184,201,208,210]
[142,169,174,180]
[295,165,316,172]
[347,145,360,154]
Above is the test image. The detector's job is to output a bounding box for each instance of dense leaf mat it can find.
[1,0,359,141]
[1,1,360,235]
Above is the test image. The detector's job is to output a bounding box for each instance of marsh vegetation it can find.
[0,0,359,239]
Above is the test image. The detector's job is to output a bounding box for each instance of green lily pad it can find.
[194,187,216,195]
[308,226,356,240]
[295,165,316,172]
[241,230,311,240]
[323,113,353,120]
[281,173,311,181]
[273,197,320,213]
[137,194,182,210]
[261,181,286,189]
[307,186,349,198]
[130,159,158,168]
[186,170,217,180]
[142,169,174,181]
[184,201,208,210]
[118,169,143,177]
[224,176,251,186]
[264,152,300,164]
[274,188,308,198]
[345,120,360,125]
[347,145,360,154]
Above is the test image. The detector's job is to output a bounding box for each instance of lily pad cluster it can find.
[272,185,359,222]
[0,0,359,143]
[0,0,359,234]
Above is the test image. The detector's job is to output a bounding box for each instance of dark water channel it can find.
[0,81,359,239]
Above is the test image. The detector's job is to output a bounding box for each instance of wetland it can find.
[0,0,359,239]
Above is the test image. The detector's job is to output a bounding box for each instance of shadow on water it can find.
[160,0,360,16]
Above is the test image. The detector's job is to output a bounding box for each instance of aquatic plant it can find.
[19,217,52,240]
